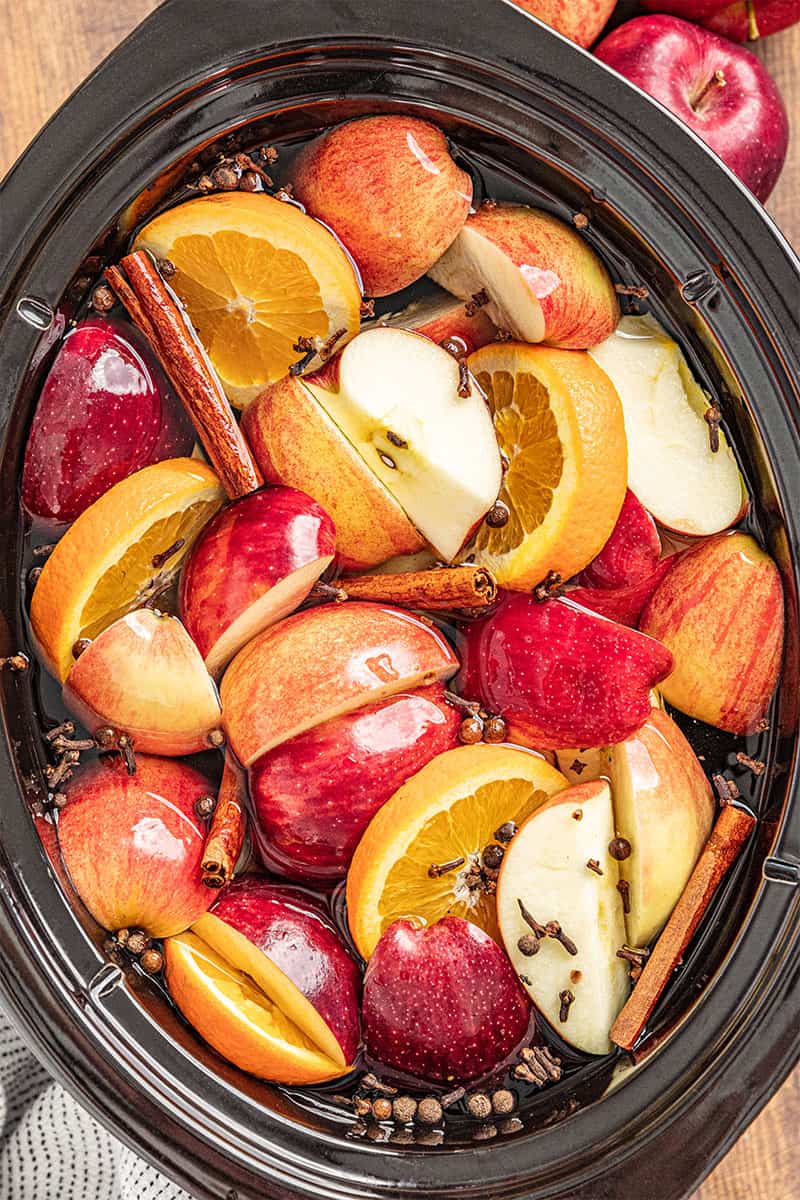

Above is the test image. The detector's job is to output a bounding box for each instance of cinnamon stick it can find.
[313,566,497,612]
[201,758,247,889]
[107,251,262,499]
[611,803,756,1051]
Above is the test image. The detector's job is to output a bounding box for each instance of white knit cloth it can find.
[0,1008,193,1200]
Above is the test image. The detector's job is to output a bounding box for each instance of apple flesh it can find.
[640,531,784,733]
[179,486,335,677]
[221,601,458,765]
[609,707,715,946]
[362,916,531,1083]
[429,202,620,350]
[589,317,747,536]
[194,878,361,1066]
[579,491,661,590]
[243,373,424,572]
[249,684,461,882]
[58,754,214,937]
[594,16,789,202]
[291,115,472,297]
[457,592,673,750]
[371,284,497,353]
[569,555,677,628]
[509,0,617,46]
[22,317,194,525]
[63,609,222,756]
[305,328,502,562]
[497,780,629,1056]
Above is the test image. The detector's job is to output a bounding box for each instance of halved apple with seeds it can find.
[164,879,360,1085]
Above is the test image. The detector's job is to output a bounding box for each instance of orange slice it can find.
[31,458,225,681]
[135,192,363,408]
[468,342,628,589]
[164,931,346,1085]
[346,744,568,959]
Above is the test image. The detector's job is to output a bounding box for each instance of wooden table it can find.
[0,4,798,1198]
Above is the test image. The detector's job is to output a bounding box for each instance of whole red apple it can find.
[510,0,616,46]
[362,917,531,1083]
[248,684,461,882]
[291,115,472,296]
[179,486,336,676]
[642,0,800,40]
[58,754,214,937]
[209,878,361,1065]
[595,15,789,202]
[22,317,194,524]
[457,592,673,749]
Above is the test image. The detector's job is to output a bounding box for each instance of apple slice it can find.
[305,328,502,562]
[579,490,662,590]
[243,373,425,572]
[64,609,221,756]
[497,780,630,1056]
[457,593,674,750]
[568,555,677,628]
[179,486,335,677]
[220,601,458,765]
[609,707,715,946]
[429,203,620,349]
[370,283,497,353]
[640,531,784,733]
[589,316,747,535]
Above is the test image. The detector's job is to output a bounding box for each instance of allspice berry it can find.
[211,164,240,190]
[466,1093,492,1121]
[494,821,518,844]
[140,948,164,975]
[481,843,505,871]
[91,284,116,313]
[416,1097,443,1126]
[125,930,151,957]
[491,1089,515,1116]
[459,715,484,745]
[194,794,217,821]
[517,934,540,957]
[392,1096,418,1124]
[371,1098,393,1121]
[482,715,508,744]
[609,837,632,861]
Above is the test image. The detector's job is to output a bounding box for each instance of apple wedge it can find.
[370,283,497,352]
[496,780,629,1056]
[179,486,336,677]
[64,609,221,756]
[304,328,502,562]
[609,708,715,947]
[589,316,747,535]
[220,601,458,765]
[429,203,620,349]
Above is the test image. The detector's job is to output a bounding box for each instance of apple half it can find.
[220,601,459,765]
[589,315,747,536]
[64,608,221,756]
[497,779,630,1056]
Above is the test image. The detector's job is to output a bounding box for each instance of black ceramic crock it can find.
[1,2,799,1197]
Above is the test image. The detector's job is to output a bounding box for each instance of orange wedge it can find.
[164,931,347,1085]
[346,744,568,959]
[135,192,363,408]
[31,459,225,681]
[468,342,627,589]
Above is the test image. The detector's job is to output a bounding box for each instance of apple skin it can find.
[210,878,361,1065]
[610,706,715,946]
[430,203,620,350]
[57,754,214,938]
[704,0,800,39]
[22,317,194,525]
[640,0,729,15]
[243,375,424,572]
[457,592,673,750]
[248,684,461,883]
[579,491,661,590]
[221,601,459,766]
[594,16,789,203]
[510,0,617,46]
[569,555,677,628]
[291,115,472,297]
[179,486,336,676]
[640,531,784,734]
[362,916,531,1083]
[63,609,222,756]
